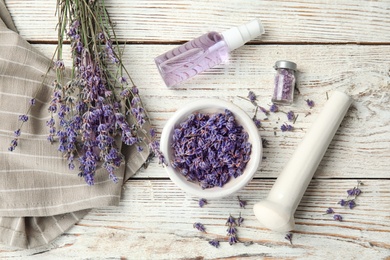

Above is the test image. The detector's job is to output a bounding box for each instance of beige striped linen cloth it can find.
[0,1,150,249]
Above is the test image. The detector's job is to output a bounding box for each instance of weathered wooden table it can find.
[2,0,390,259]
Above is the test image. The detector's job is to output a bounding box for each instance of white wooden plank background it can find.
[1,0,390,259]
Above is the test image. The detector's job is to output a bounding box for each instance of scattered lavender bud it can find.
[284,233,293,245]
[14,129,21,137]
[18,115,29,122]
[193,222,206,233]
[326,207,334,214]
[226,226,237,236]
[209,239,220,248]
[237,196,247,209]
[237,213,244,226]
[228,235,238,245]
[226,214,236,226]
[247,91,256,103]
[280,123,294,132]
[338,199,347,206]
[259,106,269,115]
[29,98,36,106]
[333,214,343,221]
[348,200,356,209]
[270,104,279,113]
[253,118,261,128]
[198,198,207,208]
[287,111,295,121]
[305,99,315,108]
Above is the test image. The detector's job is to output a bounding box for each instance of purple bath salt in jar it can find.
[154,20,265,88]
[272,60,297,105]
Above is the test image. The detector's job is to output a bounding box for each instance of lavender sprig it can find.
[9,0,155,185]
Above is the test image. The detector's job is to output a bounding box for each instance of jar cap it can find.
[274,60,297,71]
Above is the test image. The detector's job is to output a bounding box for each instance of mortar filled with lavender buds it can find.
[160,99,262,199]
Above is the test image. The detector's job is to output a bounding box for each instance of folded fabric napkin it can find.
[0,1,150,249]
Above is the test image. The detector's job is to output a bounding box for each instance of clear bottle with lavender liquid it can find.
[154,20,265,88]
[272,60,297,105]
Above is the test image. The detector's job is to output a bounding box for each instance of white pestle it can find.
[253,90,352,232]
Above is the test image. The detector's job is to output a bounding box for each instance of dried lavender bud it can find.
[253,118,261,128]
[18,115,29,122]
[326,207,334,214]
[248,91,256,103]
[347,187,362,196]
[228,235,238,245]
[29,98,36,106]
[333,214,343,221]
[348,200,356,209]
[287,111,295,121]
[209,239,220,248]
[237,213,244,226]
[171,110,251,189]
[198,198,207,208]
[338,199,347,206]
[270,104,279,113]
[226,214,236,226]
[193,222,206,233]
[280,123,294,132]
[226,226,237,236]
[305,99,315,108]
[284,233,293,244]
[14,129,21,137]
[237,196,247,209]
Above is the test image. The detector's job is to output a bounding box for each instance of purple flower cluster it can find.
[170,110,251,189]
[198,198,207,208]
[280,123,294,132]
[193,222,206,233]
[325,181,363,222]
[225,214,239,245]
[306,99,315,108]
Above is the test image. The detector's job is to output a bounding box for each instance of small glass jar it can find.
[271,60,297,105]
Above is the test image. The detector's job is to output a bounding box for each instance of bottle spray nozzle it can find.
[221,19,265,51]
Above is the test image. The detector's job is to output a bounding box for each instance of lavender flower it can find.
[8,139,18,152]
[209,239,220,248]
[285,233,293,244]
[253,118,261,128]
[270,104,278,113]
[226,226,237,236]
[29,98,36,106]
[326,207,334,214]
[333,214,343,221]
[287,111,295,121]
[348,200,356,209]
[237,196,247,209]
[305,99,315,108]
[198,198,207,208]
[193,222,206,233]
[228,235,238,245]
[248,91,256,103]
[14,129,21,137]
[281,123,294,132]
[226,214,236,226]
[237,213,244,226]
[18,115,28,122]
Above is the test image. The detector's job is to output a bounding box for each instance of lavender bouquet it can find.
[9,0,160,185]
